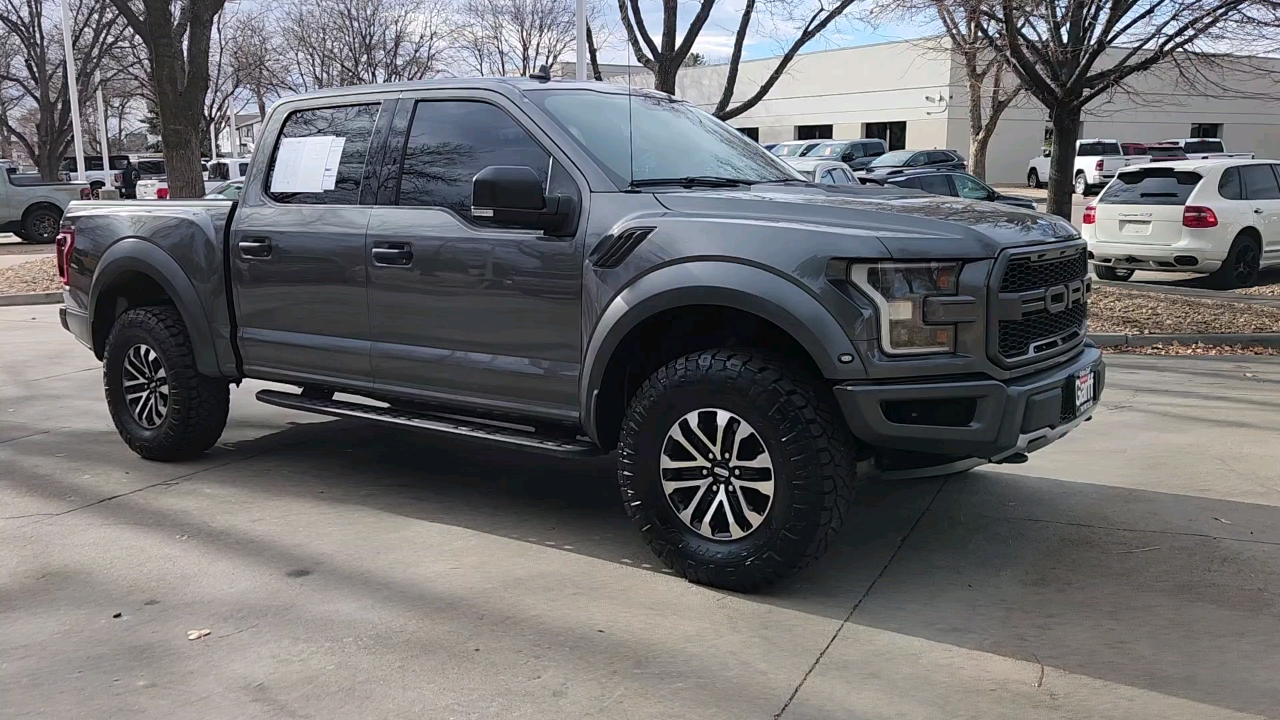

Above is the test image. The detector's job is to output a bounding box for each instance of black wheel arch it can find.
[582,261,863,448]
[89,239,224,377]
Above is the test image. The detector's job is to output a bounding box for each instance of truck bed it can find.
[60,199,239,376]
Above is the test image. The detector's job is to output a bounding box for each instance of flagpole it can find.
[575,0,586,80]
[58,0,86,182]
[95,72,110,179]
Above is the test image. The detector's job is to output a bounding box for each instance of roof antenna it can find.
[529,64,552,82]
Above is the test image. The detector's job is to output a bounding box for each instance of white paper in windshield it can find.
[270,136,337,193]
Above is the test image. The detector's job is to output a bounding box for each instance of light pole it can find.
[575,0,586,80]
[95,73,110,182]
[58,0,86,182]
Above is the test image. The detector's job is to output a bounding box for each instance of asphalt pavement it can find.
[3,304,1280,719]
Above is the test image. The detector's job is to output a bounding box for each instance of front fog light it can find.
[850,261,961,355]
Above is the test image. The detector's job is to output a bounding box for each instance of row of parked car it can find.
[762,138,1037,209]
[1025,137,1254,195]
[57,154,252,199]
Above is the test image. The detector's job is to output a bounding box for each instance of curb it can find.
[1090,332,1280,348]
[0,291,61,307]
[1093,279,1280,309]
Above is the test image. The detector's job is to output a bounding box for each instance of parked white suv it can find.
[1027,139,1150,195]
[1084,159,1280,289]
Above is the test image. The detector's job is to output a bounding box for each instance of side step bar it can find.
[255,390,605,458]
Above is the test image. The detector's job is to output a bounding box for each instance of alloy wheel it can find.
[1234,242,1260,285]
[31,214,58,241]
[122,343,169,429]
[659,408,775,540]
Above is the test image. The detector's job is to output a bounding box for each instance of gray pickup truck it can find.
[59,79,1103,590]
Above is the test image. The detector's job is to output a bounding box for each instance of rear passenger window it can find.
[918,174,953,196]
[1241,164,1280,200]
[1218,167,1242,200]
[926,151,953,165]
[268,103,380,205]
[397,101,550,218]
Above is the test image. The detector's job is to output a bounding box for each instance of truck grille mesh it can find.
[998,304,1087,360]
[999,249,1088,293]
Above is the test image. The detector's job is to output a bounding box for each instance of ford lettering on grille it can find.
[992,245,1090,366]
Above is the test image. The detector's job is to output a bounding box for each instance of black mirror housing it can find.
[471,165,574,235]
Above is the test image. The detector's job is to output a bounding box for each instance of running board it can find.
[255,389,604,458]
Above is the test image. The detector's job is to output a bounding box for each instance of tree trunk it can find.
[1046,106,1081,220]
[970,133,991,181]
[155,85,206,198]
[653,63,677,94]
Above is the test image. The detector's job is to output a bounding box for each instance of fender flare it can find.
[89,238,221,376]
[580,261,861,442]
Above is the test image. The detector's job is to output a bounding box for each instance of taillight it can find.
[79,187,92,200]
[1094,159,1104,172]
[1082,205,1096,224]
[156,187,169,199]
[112,172,121,185]
[55,228,74,285]
[1183,206,1218,229]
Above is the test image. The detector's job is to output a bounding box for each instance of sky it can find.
[593,0,935,66]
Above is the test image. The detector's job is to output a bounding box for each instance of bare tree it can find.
[0,0,128,179]
[227,11,281,118]
[456,0,575,77]
[109,0,230,197]
[976,0,1277,218]
[616,0,859,120]
[277,0,452,92]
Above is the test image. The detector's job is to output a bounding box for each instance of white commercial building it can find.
[670,39,1280,185]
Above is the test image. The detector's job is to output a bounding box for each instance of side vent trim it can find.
[591,227,655,269]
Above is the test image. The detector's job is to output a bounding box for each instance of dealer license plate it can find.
[1074,369,1096,416]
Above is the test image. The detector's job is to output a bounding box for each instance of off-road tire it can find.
[1093,264,1134,282]
[1207,234,1261,290]
[617,349,858,592]
[1027,169,1043,189]
[18,206,60,243]
[104,306,229,461]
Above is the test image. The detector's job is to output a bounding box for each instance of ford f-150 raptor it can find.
[58,78,1104,591]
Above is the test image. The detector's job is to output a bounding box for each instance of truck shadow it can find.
[214,418,1280,716]
[4,416,1278,716]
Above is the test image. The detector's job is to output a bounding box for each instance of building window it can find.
[796,125,832,141]
[737,127,760,142]
[1190,123,1221,139]
[864,121,906,151]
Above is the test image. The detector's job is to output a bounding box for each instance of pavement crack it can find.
[1,512,57,520]
[0,366,98,389]
[984,513,1280,547]
[773,477,949,720]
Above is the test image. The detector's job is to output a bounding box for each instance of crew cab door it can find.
[364,93,585,420]
[230,98,391,386]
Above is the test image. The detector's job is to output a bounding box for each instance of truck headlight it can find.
[850,261,961,355]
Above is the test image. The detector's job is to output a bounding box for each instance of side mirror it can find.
[1042,148,1051,158]
[471,165,575,236]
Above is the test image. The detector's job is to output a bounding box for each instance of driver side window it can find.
[906,153,928,167]
[951,174,991,200]
[397,100,550,218]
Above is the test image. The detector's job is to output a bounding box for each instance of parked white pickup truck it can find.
[0,161,91,242]
[1160,138,1255,161]
[1026,139,1151,195]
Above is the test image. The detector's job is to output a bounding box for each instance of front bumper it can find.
[833,346,1104,461]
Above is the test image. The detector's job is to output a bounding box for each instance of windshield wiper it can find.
[628,176,758,189]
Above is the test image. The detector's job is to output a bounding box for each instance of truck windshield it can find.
[1098,168,1202,206]
[527,89,798,187]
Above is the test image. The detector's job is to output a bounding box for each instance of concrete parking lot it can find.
[3,303,1280,719]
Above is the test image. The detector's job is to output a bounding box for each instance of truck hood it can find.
[653,185,1077,259]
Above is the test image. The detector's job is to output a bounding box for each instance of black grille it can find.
[1000,249,1088,293]
[998,304,1087,360]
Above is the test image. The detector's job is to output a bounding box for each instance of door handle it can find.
[1256,208,1265,214]
[238,237,271,258]
[371,243,413,266]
